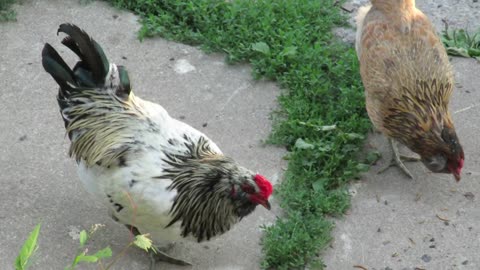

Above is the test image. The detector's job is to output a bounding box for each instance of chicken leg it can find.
[377,138,420,179]
[124,225,192,268]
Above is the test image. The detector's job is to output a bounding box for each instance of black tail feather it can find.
[41,43,76,92]
[42,23,135,131]
[42,23,132,104]
[61,36,83,60]
[57,23,110,86]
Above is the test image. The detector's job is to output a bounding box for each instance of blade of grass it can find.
[15,223,41,270]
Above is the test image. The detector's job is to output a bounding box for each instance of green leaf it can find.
[280,46,297,57]
[298,122,337,131]
[92,247,112,259]
[76,255,99,263]
[468,47,480,56]
[318,124,336,131]
[15,223,41,270]
[318,144,332,152]
[312,180,325,192]
[79,230,88,247]
[446,47,470,57]
[346,133,364,140]
[365,151,381,164]
[341,144,358,153]
[355,163,370,172]
[251,42,270,55]
[134,234,154,252]
[294,138,314,150]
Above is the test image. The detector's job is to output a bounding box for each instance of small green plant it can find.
[66,224,113,270]
[15,223,155,270]
[0,0,17,22]
[15,224,41,270]
[99,233,156,270]
[67,224,155,270]
[442,21,480,60]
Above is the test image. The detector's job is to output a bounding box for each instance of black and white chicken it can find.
[41,23,273,267]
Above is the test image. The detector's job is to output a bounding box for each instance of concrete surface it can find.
[0,1,285,269]
[323,1,480,270]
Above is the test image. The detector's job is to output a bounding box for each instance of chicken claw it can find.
[149,249,192,269]
[377,138,420,179]
[94,210,191,269]
[124,224,192,268]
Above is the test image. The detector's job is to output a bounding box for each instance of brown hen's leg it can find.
[377,138,420,179]
[124,225,192,268]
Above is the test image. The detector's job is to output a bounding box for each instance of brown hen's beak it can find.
[260,200,271,210]
[454,173,461,182]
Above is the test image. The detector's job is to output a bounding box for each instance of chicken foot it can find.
[377,138,420,179]
[108,212,192,267]
[148,249,192,269]
[124,224,192,268]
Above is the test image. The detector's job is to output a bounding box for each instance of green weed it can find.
[0,0,16,21]
[65,224,113,270]
[15,223,155,270]
[15,224,41,270]
[104,0,371,269]
[442,22,480,60]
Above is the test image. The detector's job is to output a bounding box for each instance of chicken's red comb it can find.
[254,174,273,198]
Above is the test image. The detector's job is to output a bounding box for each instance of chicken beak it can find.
[454,173,461,182]
[260,200,271,210]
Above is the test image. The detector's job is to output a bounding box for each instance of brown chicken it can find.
[355,0,464,181]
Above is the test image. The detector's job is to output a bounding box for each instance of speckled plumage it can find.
[356,0,464,180]
[42,24,273,248]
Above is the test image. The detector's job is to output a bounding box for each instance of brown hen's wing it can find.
[358,7,454,145]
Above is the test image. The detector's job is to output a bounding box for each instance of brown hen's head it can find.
[382,79,464,182]
[420,127,464,181]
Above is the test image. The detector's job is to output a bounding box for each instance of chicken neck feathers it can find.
[160,136,254,241]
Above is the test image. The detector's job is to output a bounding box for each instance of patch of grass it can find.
[0,0,16,22]
[442,22,480,60]
[105,0,370,268]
